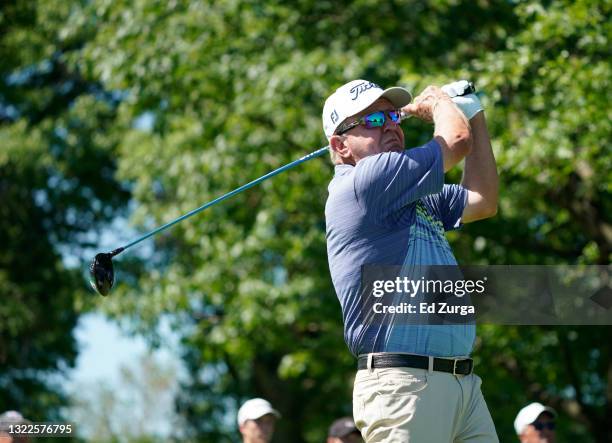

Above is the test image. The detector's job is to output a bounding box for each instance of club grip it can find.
[400,81,477,121]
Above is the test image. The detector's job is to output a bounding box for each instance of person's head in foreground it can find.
[327,416,363,443]
[514,402,557,443]
[323,79,414,165]
[237,398,280,443]
[0,410,30,443]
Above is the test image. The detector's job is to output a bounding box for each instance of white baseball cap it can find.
[322,79,412,138]
[514,402,557,434]
[237,398,280,426]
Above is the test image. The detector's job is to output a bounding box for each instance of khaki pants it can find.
[353,366,498,443]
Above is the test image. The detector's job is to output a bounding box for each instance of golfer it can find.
[323,79,499,442]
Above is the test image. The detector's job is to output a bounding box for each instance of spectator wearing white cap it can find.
[514,402,557,443]
[327,417,363,443]
[237,398,280,443]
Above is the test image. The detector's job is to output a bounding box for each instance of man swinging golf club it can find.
[323,79,499,442]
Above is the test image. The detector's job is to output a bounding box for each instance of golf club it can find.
[89,82,476,295]
[89,145,330,295]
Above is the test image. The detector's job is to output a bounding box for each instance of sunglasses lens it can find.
[533,422,555,431]
[364,111,385,128]
[389,110,401,123]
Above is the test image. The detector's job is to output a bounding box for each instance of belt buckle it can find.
[452,359,473,375]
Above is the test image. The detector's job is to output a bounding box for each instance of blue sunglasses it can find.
[335,110,402,135]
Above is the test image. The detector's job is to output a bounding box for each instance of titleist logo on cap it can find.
[349,81,380,100]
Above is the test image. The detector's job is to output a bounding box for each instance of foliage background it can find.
[0,0,610,442]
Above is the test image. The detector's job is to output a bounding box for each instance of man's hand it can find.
[402,86,453,122]
[441,80,483,120]
[403,85,472,172]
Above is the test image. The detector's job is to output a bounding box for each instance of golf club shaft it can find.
[111,106,448,257]
[112,146,330,256]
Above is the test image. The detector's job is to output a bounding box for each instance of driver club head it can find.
[89,252,115,296]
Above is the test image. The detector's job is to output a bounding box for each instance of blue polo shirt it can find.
[325,140,475,357]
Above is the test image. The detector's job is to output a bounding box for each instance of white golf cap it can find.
[237,398,280,426]
[322,79,412,138]
[514,402,557,434]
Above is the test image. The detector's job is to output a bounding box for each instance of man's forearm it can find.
[433,98,472,172]
[402,86,473,172]
[461,112,499,217]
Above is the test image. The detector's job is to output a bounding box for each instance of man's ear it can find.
[330,134,353,164]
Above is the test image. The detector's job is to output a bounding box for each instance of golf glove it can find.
[441,80,483,120]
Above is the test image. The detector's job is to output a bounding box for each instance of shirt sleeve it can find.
[421,184,469,231]
[353,140,444,220]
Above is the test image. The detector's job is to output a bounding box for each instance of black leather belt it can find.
[357,354,474,375]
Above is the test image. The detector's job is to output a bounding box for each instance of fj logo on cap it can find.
[349,81,380,100]
[331,110,339,124]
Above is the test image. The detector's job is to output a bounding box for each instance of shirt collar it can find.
[334,164,353,176]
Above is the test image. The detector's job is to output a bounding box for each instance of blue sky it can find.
[71,313,155,385]
[66,312,184,439]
